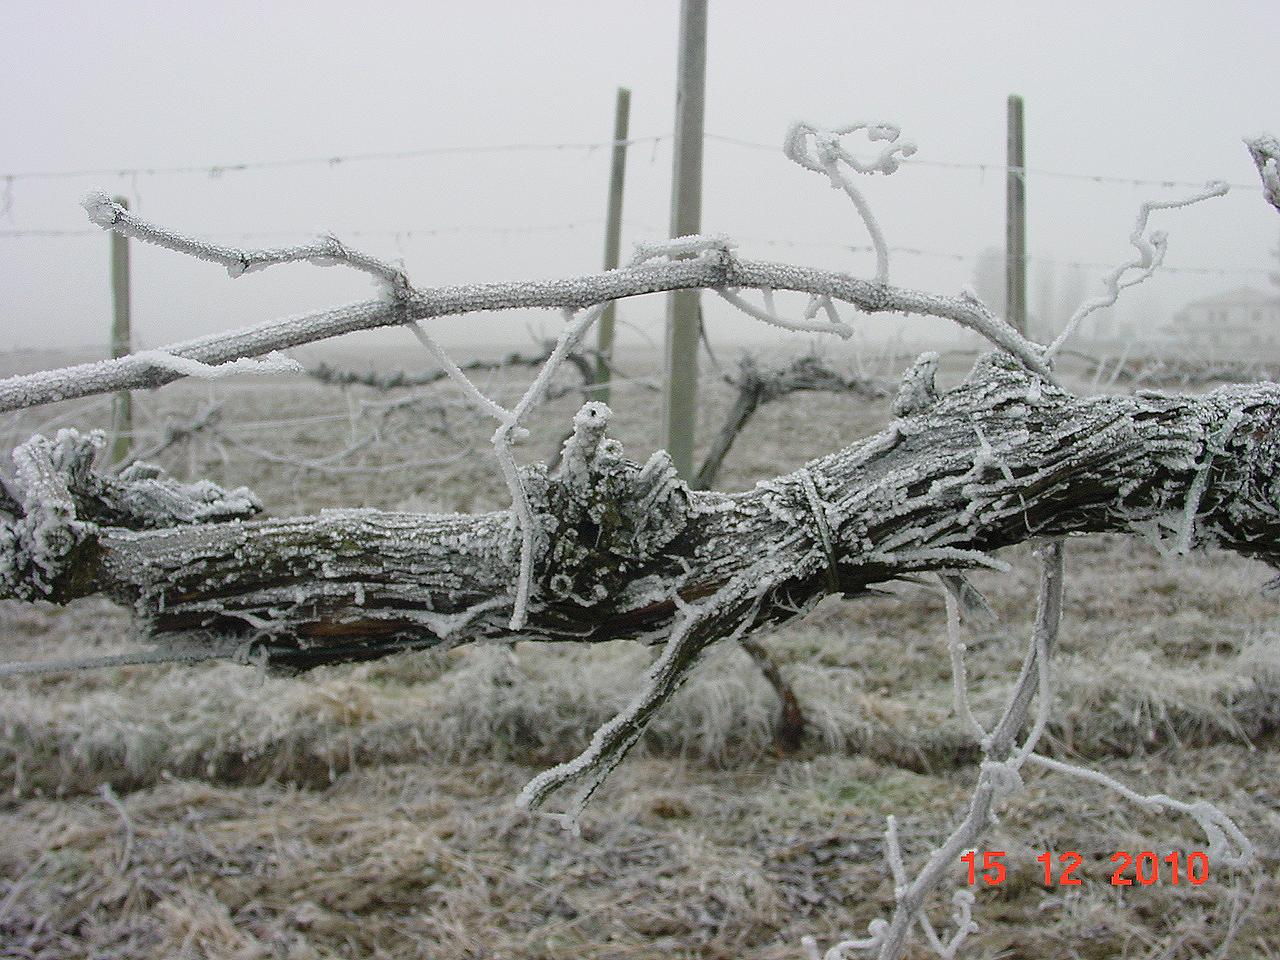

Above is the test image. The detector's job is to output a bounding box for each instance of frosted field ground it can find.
[0,344,1278,959]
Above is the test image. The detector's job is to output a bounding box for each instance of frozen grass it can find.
[1,348,1278,957]
[6,581,1274,802]
[1,752,1275,958]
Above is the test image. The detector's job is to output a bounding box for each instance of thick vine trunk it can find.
[7,354,1280,671]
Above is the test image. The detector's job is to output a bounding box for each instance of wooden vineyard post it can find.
[662,0,708,479]
[596,86,632,405]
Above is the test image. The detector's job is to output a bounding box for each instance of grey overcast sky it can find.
[1,0,1276,355]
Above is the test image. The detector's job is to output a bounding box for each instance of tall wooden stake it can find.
[595,86,631,405]
[662,0,707,479]
[110,196,132,463]
[1005,94,1027,336]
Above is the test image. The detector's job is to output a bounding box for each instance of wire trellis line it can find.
[704,132,1264,192]
[0,136,670,182]
[733,236,1272,277]
[2,130,1263,192]
[0,218,654,241]
[0,224,1267,278]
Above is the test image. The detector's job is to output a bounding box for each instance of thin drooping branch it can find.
[693,353,892,491]
[1043,181,1229,359]
[516,569,775,818]
[739,636,806,753]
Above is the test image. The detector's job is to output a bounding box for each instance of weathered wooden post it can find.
[1005,94,1027,336]
[662,0,708,479]
[595,86,632,405]
[110,196,132,463]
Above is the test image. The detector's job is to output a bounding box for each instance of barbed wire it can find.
[0,219,622,240]
[1,222,1268,278]
[3,129,1271,281]
[704,132,1264,191]
[3,130,1262,190]
[0,136,669,182]
[733,236,1273,277]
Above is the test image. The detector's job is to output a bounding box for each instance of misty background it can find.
[1,0,1276,358]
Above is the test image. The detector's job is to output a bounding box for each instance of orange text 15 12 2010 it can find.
[960,850,1210,887]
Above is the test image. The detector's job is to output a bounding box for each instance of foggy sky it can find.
[1,0,1277,357]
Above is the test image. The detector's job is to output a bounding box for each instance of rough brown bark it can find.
[740,637,806,754]
[6,353,1280,673]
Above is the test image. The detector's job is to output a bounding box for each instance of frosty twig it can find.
[0,253,1051,415]
[82,191,411,294]
[784,122,917,283]
[1044,181,1229,360]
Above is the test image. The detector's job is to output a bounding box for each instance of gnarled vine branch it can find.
[6,352,1280,686]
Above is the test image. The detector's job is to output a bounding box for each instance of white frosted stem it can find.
[0,254,1052,414]
[716,288,853,337]
[784,121,917,284]
[82,191,410,291]
[941,581,987,744]
[406,323,512,423]
[1025,753,1254,868]
[1045,181,1229,360]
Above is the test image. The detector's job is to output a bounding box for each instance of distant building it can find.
[1165,287,1280,349]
